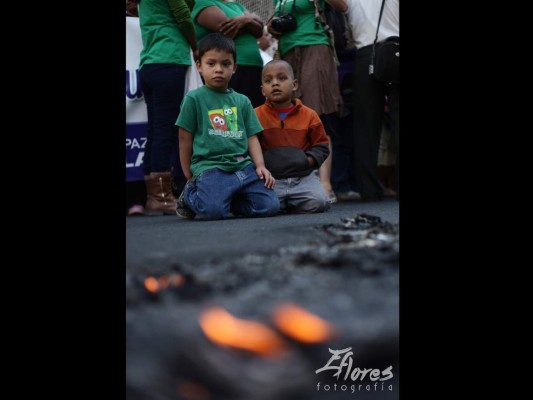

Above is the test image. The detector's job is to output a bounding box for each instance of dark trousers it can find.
[229,65,264,108]
[321,112,359,194]
[140,63,186,175]
[352,45,399,199]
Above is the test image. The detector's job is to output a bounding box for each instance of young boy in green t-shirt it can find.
[175,33,280,220]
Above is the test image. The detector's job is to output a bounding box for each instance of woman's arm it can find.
[219,11,264,38]
[167,0,198,55]
[196,6,264,39]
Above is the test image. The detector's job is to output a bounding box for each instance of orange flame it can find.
[144,274,185,293]
[199,307,286,356]
[144,276,160,293]
[273,303,335,343]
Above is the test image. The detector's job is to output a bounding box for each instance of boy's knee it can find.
[298,198,330,213]
[194,199,226,220]
[243,195,280,217]
[258,196,281,216]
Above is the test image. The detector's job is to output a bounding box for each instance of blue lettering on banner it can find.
[126,69,143,100]
[126,122,148,181]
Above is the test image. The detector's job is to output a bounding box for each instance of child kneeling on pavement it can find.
[255,60,331,214]
[175,33,280,220]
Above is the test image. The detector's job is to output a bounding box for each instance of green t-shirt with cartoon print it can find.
[176,85,264,179]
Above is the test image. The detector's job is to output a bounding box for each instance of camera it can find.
[271,14,297,33]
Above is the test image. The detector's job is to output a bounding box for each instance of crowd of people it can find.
[126,0,399,219]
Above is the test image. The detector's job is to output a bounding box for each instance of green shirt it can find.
[176,86,264,179]
[192,0,263,67]
[139,0,194,67]
[272,0,329,56]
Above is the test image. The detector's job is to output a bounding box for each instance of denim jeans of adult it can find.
[140,63,186,174]
[182,164,280,220]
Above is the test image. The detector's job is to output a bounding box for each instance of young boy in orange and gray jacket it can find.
[254,60,331,213]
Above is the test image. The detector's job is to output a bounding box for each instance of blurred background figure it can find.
[192,0,265,107]
[347,0,399,201]
[138,0,198,215]
[258,26,276,64]
[268,0,348,203]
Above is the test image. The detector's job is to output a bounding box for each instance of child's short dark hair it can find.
[199,33,237,63]
[262,60,295,80]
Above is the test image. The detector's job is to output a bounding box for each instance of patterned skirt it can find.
[283,44,342,116]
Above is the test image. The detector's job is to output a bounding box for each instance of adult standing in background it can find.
[192,0,265,107]
[347,0,399,201]
[268,0,347,203]
[138,0,198,214]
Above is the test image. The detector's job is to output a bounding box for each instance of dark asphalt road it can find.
[126,199,399,268]
[126,199,399,400]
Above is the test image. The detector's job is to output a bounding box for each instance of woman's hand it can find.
[219,16,247,39]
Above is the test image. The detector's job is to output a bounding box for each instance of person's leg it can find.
[182,168,237,220]
[140,64,186,214]
[230,164,280,218]
[319,113,337,203]
[139,66,154,176]
[351,47,385,200]
[285,171,330,214]
[142,64,186,173]
[387,85,399,198]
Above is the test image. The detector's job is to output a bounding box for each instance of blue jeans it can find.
[182,164,280,220]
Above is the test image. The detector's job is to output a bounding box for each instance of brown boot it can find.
[144,172,178,215]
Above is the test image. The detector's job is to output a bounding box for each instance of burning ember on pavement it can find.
[127,214,399,399]
[144,273,185,293]
[273,303,336,344]
[199,307,287,357]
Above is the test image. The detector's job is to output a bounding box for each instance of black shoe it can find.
[176,189,196,219]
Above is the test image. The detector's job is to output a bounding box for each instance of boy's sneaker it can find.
[176,189,196,219]
[337,190,362,201]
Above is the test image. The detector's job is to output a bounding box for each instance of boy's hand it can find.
[256,166,276,189]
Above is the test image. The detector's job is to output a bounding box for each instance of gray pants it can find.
[275,170,331,214]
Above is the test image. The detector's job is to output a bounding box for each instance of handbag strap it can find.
[369,0,386,74]
[373,0,387,47]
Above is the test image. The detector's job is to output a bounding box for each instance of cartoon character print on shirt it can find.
[208,111,228,131]
[222,105,238,131]
[207,106,239,136]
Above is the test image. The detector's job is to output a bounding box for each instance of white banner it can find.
[126,17,147,123]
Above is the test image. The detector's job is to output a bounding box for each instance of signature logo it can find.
[315,347,394,394]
